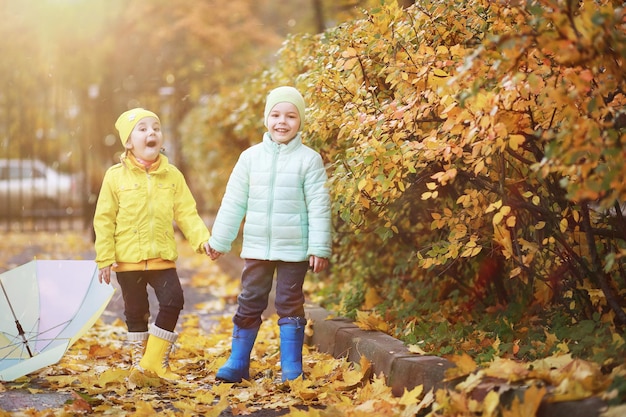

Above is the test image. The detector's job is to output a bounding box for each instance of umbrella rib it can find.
[31,321,73,344]
[0,336,34,360]
[0,279,34,358]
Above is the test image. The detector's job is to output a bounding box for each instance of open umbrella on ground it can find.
[0,260,114,381]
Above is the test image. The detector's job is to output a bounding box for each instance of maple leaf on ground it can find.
[501,384,546,417]
[398,385,423,405]
[554,358,607,392]
[482,358,530,383]
[432,387,472,416]
[203,397,230,417]
[331,367,363,391]
[355,310,390,333]
[285,377,318,402]
[405,389,436,417]
[308,358,338,380]
[88,344,116,359]
[354,398,397,416]
[355,374,393,403]
[96,368,128,387]
[445,352,478,380]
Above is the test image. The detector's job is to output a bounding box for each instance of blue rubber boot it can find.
[216,325,259,382]
[279,317,307,382]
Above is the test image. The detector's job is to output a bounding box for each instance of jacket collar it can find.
[262,132,302,154]
[121,151,169,174]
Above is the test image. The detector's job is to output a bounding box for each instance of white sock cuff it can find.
[127,331,149,341]
[149,325,178,343]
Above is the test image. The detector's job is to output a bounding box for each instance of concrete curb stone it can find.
[304,305,608,416]
[305,305,453,396]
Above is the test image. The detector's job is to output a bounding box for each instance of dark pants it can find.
[116,268,184,332]
[234,259,309,329]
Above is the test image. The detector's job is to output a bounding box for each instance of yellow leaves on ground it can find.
[2,232,622,416]
[0,231,436,417]
[446,353,478,379]
[427,350,622,417]
[355,310,389,333]
[96,368,128,388]
[501,385,546,417]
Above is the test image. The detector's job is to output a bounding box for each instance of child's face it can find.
[125,116,163,162]
[267,102,300,144]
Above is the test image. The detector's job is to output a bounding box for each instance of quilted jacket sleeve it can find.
[209,152,250,254]
[304,153,332,259]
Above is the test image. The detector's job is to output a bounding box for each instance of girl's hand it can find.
[205,242,222,260]
[210,248,223,260]
[98,264,116,285]
[309,256,329,273]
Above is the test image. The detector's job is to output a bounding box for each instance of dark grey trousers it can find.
[233,259,308,329]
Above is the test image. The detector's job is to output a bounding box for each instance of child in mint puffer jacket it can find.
[208,86,332,383]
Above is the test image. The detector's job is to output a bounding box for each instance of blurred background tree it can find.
[0,0,385,213]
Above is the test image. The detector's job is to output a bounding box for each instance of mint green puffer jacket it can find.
[209,132,331,262]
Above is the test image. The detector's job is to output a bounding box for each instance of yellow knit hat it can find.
[263,86,306,131]
[115,108,160,147]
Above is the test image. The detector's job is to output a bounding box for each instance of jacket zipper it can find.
[266,145,280,259]
[146,169,156,265]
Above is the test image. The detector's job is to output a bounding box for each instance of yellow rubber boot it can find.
[139,325,181,381]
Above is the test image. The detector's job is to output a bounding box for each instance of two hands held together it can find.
[98,243,328,285]
[203,242,222,261]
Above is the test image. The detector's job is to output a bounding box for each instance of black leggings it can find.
[116,268,184,332]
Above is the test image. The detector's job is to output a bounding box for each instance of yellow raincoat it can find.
[94,152,209,271]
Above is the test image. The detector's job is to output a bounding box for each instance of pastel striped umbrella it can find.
[0,260,114,381]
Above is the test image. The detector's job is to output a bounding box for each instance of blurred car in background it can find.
[0,159,83,217]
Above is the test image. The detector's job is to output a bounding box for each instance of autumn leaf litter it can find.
[0,232,425,416]
[0,232,624,416]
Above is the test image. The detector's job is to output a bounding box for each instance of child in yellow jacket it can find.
[94,108,211,381]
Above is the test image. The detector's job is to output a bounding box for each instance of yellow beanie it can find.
[115,108,160,147]
[263,86,306,131]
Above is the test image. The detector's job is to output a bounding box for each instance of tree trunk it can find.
[312,0,325,33]
[581,201,626,328]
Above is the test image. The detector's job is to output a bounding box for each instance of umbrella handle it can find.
[15,320,34,357]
